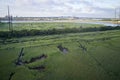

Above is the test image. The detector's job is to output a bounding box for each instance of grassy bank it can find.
[0,22,103,31]
[0,23,120,38]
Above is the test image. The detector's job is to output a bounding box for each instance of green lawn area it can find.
[0,29,120,80]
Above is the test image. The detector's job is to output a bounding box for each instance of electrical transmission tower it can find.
[7,6,13,31]
[115,8,120,26]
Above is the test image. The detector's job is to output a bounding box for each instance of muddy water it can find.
[24,54,47,64]
[57,45,68,54]
[15,48,24,65]
[28,65,45,71]
[9,72,15,80]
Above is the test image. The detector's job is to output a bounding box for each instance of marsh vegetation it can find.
[0,22,120,80]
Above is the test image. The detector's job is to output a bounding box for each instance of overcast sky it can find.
[0,0,120,18]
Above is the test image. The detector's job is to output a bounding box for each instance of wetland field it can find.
[0,22,120,80]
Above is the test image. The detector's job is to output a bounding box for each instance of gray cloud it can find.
[0,0,119,18]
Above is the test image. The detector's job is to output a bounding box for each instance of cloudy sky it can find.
[0,0,120,18]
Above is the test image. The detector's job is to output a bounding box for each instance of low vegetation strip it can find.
[0,26,120,38]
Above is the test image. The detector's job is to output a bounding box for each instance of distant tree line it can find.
[0,26,120,38]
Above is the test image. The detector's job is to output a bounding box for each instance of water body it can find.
[1,20,118,26]
[77,21,118,26]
